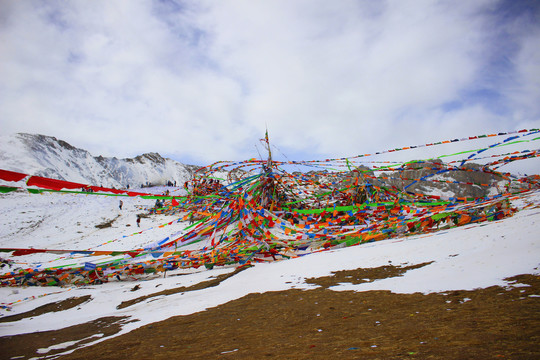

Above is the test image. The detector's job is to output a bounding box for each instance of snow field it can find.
[0,189,538,347]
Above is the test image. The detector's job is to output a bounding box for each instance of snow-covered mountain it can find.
[0,133,528,199]
[0,133,200,188]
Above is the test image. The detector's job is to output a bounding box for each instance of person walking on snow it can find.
[119,200,123,210]
[136,215,141,227]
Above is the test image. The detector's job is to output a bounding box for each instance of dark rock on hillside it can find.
[342,160,507,199]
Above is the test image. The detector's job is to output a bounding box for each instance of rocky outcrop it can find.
[339,160,508,199]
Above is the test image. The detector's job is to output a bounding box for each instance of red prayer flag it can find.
[0,169,27,182]
[27,176,85,191]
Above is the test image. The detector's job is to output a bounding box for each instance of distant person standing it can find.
[119,200,123,210]
[136,215,141,227]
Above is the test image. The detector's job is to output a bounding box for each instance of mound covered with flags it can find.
[0,129,538,287]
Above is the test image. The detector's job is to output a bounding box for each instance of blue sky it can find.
[0,0,539,172]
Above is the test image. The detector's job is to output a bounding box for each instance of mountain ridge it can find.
[1,133,527,199]
[0,133,199,189]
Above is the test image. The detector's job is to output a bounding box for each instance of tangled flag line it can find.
[0,129,539,287]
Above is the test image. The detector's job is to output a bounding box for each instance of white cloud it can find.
[200,1,494,157]
[0,0,538,171]
[508,28,540,122]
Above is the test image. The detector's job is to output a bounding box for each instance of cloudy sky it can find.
[1,0,539,168]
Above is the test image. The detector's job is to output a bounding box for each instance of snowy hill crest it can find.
[0,133,198,188]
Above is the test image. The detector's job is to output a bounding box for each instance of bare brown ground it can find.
[1,267,539,360]
[0,296,91,323]
[117,265,250,310]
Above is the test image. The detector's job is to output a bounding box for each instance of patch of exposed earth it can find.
[1,265,539,360]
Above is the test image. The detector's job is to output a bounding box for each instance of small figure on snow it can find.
[119,200,123,210]
[136,215,141,227]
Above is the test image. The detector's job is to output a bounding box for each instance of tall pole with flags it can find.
[258,127,276,209]
[264,128,272,171]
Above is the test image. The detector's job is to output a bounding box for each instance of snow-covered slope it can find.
[0,133,199,188]
[0,189,538,343]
